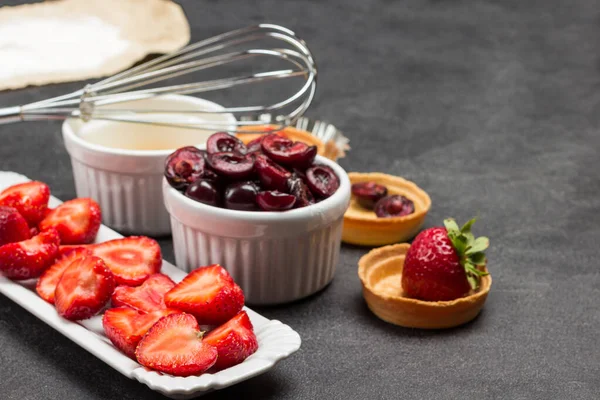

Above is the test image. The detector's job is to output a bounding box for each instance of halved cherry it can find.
[256,191,296,211]
[351,182,388,209]
[255,154,291,192]
[206,132,247,155]
[207,152,255,180]
[261,134,317,168]
[374,195,415,218]
[287,176,315,208]
[306,165,340,199]
[224,181,260,211]
[164,147,205,190]
[246,136,264,153]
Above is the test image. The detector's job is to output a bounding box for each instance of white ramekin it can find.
[162,156,351,305]
[62,95,236,236]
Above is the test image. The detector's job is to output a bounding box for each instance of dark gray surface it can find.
[1,0,599,399]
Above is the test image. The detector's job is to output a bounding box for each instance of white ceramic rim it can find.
[164,155,351,224]
[61,94,237,158]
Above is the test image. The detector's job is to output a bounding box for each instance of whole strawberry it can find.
[401,218,489,301]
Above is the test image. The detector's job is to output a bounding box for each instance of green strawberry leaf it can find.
[470,252,487,266]
[461,218,476,234]
[465,237,489,255]
[467,275,478,290]
[452,235,468,254]
[444,218,460,234]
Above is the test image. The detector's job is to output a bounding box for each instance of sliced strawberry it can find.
[203,310,258,370]
[0,206,31,246]
[54,256,115,320]
[135,313,218,376]
[0,181,50,227]
[58,244,91,257]
[0,228,60,280]
[164,265,244,326]
[91,236,162,286]
[36,247,92,304]
[39,198,101,245]
[111,273,175,312]
[102,307,179,358]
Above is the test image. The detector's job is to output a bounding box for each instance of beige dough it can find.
[0,0,190,91]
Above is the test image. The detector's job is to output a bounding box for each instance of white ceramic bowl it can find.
[62,95,236,236]
[163,156,351,305]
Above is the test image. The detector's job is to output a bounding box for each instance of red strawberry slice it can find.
[57,244,91,257]
[102,307,179,358]
[164,265,244,326]
[135,313,218,377]
[39,198,101,245]
[203,310,258,370]
[36,247,92,304]
[91,236,162,286]
[111,273,176,312]
[0,206,31,246]
[54,256,115,320]
[0,228,60,280]
[0,181,50,227]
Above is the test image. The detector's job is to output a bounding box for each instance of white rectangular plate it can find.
[0,171,301,399]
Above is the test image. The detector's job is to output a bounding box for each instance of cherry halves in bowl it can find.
[162,155,351,305]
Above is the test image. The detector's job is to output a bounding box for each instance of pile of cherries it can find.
[165,132,340,212]
[351,182,415,218]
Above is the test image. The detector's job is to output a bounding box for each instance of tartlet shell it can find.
[358,244,491,329]
[236,125,340,161]
[343,173,431,246]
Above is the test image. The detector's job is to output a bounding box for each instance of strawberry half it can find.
[203,310,258,370]
[102,307,179,358]
[135,313,218,377]
[0,228,60,280]
[36,247,92,304]
[164,265,244,326]
[39,198,101,245]
[0,206,31,246]
[0,181,50,227]
[401,218,490,301]
[111,273,176,312]
[54,256,115,320]
[91,236,162,286]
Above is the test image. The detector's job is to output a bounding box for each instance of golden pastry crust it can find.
[358,244,491,329]
[343,173,431,246]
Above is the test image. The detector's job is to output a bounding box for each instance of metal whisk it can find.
[0,24,317,133]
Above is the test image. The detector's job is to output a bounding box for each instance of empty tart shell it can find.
[358,244,491,329]
[236,125,340,161]
[343,173,431,246]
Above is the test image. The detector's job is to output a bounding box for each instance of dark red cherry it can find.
[306,165,340,199]
[374,195,415,218]
[207,152,255,180]
[261,134,317,168]
[287,176,315,208]
[206,132,247,155]
[202,166,220,182]
[224,181,260,211]
[165,146,205,190]
[351,182,388,209]
[255,154,291,192]
[256,191,296,211]
[246,136,264,154]
[185,179,221,207]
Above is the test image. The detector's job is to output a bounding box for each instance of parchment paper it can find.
[0,0,190,91]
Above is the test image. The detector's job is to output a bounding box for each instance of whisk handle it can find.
[0,106,22,125]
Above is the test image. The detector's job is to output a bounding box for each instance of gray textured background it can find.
[1,0,599,399]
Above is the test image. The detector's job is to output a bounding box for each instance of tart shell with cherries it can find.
[343,173,431,246]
